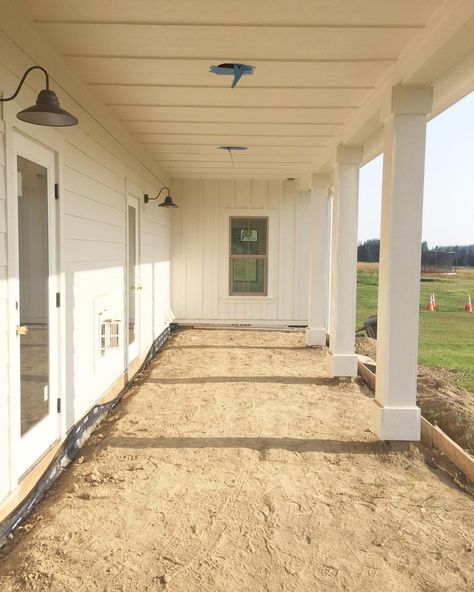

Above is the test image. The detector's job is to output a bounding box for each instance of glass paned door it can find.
[127,197,140,362]
[14,135,59,477]
[18,156,50,435]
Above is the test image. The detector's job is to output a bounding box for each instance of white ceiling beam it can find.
[18,0,443,27]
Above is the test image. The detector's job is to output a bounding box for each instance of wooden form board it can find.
[357,359,474,482]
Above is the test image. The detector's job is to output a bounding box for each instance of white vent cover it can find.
[100,319,121,351]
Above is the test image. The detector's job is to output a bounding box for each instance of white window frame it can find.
[229,216,268,296]
[221,208,278,300]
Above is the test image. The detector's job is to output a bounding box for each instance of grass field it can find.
[357,263,474,393]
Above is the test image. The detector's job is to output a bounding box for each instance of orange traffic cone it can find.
[426,293,434,312]
[431,292,436,309]
[465,294,472,313]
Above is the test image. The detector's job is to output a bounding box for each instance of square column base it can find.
[305,328,327,346]
[370,401,421,441]
[326,352,358,377]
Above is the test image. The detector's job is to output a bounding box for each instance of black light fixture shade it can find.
[158,195,178,208]
[0,66,78,127]
[144,187,178,208]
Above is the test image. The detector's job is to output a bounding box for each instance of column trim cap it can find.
[386,85,434,117]
[334,145,363,165]
[311,173,331,189]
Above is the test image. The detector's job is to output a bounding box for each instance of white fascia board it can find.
[314,0,474,174]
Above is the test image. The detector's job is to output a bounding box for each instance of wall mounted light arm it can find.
[0,65,78,127]
[0,66,50,101]
[144,187,178,208]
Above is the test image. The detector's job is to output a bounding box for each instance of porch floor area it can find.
[1,328,473,591]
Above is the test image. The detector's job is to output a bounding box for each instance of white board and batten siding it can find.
[171,179,310,325]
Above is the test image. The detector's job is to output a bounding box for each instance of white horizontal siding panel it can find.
[63,191,125,228]
[63,214,125,243]
[64,239,125,263]
[64,142,125,195]
[64,166,125,210]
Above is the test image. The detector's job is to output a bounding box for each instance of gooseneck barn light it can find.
[0,65,78,127]
[144,187,178,208]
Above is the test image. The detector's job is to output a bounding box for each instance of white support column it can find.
[327,145,362,377]
[371,86,433,441]
[306,173,330,346]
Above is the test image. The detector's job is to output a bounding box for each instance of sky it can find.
[358,91,474,247]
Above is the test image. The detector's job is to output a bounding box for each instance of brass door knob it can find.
[16,325,29,335]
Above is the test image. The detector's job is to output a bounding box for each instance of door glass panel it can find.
[17,156,49,436]
[128,205,136,345]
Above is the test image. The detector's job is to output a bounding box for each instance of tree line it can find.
[357,239,474,266]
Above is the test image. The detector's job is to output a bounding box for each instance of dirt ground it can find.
[356,336,474,453]
[1,328,473,592]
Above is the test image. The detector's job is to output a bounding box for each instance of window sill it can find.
[221,295,275,300]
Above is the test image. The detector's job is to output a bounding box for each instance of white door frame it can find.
[126,190,141,364]
[10,133,61,478]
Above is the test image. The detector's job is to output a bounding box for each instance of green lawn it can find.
[356,264,474,392]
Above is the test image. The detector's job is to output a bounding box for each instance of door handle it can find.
[16,325,29,335]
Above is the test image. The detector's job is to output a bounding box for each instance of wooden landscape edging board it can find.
[420,417,474,482]
[357,359,474,482]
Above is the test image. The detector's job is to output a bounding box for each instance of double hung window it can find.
[229,217,268,296]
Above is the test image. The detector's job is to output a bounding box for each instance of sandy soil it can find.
[1,328,473,592]
[356,336,474,452]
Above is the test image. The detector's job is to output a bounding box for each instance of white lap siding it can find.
[0,14,170,505]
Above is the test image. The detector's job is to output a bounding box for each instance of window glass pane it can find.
[231,258,266,294]
[231,217,267,255]
[17,156,50,435]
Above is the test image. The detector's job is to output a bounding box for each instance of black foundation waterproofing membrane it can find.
[0,325,173,548]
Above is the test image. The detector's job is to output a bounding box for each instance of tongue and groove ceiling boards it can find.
[16,0,465,180]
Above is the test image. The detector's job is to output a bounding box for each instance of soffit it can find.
[17,0,446,180]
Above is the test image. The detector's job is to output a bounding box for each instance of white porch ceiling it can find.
[16,0,469,181]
